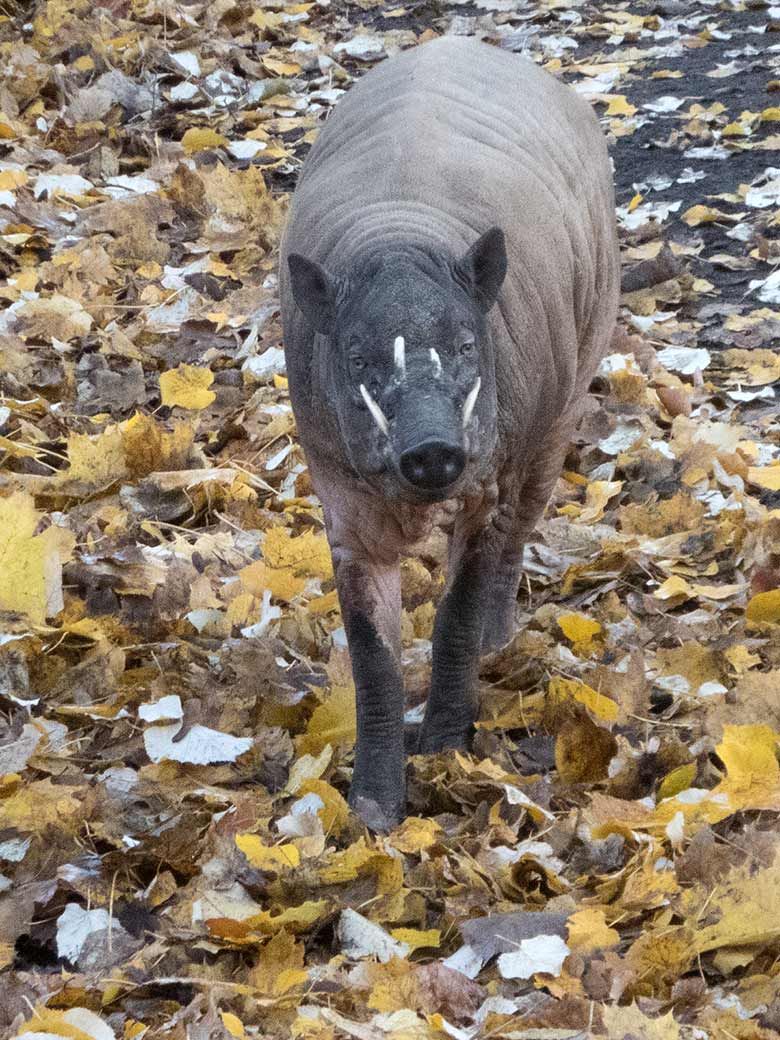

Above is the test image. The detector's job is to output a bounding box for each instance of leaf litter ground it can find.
[1,1,780,1039]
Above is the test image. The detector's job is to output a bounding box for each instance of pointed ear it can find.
[455,227,507,313]
[287,253,340,334]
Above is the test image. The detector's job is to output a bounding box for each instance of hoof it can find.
[417,729,472,755]
[348,792,404,833]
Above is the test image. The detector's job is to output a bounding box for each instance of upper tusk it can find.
[360,383,390,436]
[394,335,406,380]
[462,377,481,427]
[429,348,442,378]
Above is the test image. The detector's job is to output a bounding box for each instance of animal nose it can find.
[399,440,466,489]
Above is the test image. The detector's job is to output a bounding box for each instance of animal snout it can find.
[399,439,466,490]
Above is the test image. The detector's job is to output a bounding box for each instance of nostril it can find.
[441,445,466,482]
[399,448,428,485]
[399,440,466,490]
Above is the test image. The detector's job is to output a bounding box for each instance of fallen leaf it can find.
[159,364,216,410]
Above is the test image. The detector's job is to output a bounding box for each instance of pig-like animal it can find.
[280,36,620,829]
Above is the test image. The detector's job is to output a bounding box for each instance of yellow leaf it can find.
[389,927,440,951]
[235,835,300,872]
[722,121,748,136]
[181,127,228,153]
[689,582,745,600]
[578,480,623,523]
[297,684,356,756]
[263,527,333,580]
[622,855,680,911]
[387,816,442,854]
[657,762,697,801]
[606,94,637,116]
[18,294,93,341]
[555,716,616,782]
[17,1007,113,1040]
[239,559,306,602]
[319,839,376,883]
[747,465,780,491]
[693,851,780,953]
[0,169,27,190]
[717,724,779,785]
[566,908,619,953]
[285,745,333,794]
[221,1012,245,1038]
[746,589,780,625]
[549,676,618,723]
[627,192,642,212]
[160,364,216,410]
[0,493,75,624]
[249,9,284,30]
[64,425,127,485]
[225,592,257,628]
[298,779,350,835]
[557,614,602,641]
[725,644,761,673]
[653,575,693,600]
[308,589,340,616]
[367,959,420,1013]
[681,204,731,226]
[1,779,83,831]
[601,1004,680,1040]
[122,413,196,476]
[249,930,307,995]
[274,373,289,390]
[136,261,162,278]
[321,841,402,895]
[760,106,780,121]
[263,56,302,76]
[245,899,329,935]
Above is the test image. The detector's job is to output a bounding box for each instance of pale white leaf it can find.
[170,50,200,76]
[497,934,570,979]
[337,908,409,962]
[656,345,711,374]
[56,903,111,962]
[332,36,385,60]
[170,81,199,101]
[143,723,252,765]
[34,173,94,198]
[442,943,484,979]
[138,694,183,722]
[241,346,287,380]
[228,140,267,159]
[643,95,685,113]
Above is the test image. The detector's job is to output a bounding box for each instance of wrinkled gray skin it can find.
[279,36,620,830]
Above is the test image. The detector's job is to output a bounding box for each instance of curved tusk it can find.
[360,383,390,436]
[462,377,481,427]
[429,348,442,378]
[394,335,406,380]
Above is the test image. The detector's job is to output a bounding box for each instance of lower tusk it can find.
[462,377,481,427]
[394,335,406,380]
[360,383,390,436]
[429,348,442,378]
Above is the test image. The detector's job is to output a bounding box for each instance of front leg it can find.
[418,493,514,753]
[328,534,404,831]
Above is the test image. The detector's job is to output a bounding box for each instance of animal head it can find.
[287,228,507,501]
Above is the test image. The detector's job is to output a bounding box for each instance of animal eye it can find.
[459,338,475,356]
[350,354,366,371]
